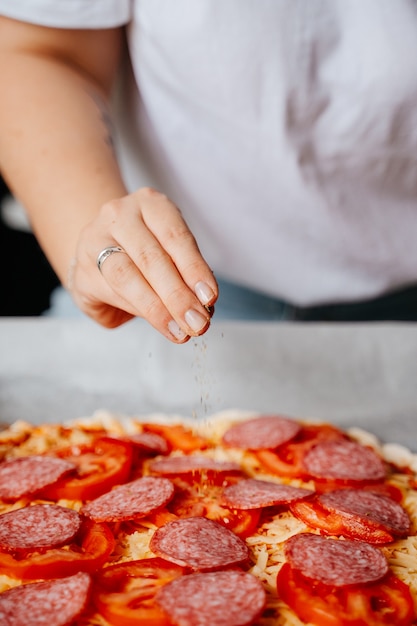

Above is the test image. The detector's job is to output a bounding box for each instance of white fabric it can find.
[2,0,417,305]
[0,0,130,28]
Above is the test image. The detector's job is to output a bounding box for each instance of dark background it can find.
[0,177,59,316]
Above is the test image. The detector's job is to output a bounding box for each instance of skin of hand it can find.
[0,17,217,342]
[73,187,218,341]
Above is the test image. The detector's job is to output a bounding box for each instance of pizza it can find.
[0,409,416,626]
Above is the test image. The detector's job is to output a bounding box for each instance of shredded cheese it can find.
[0,410,416,626]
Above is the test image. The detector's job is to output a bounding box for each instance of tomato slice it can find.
[41,437,133,501]
[93,557,185,626]
[290,499,394,544]
[164,480,261,539]
[277,563,415,626]
[256,424,346,479]
[142,423,208,453]
[0,518,114,580]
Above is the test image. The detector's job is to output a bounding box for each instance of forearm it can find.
[0,28,127,283]
[0,17,217,339]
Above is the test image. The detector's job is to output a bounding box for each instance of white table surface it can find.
[1,318,416,450]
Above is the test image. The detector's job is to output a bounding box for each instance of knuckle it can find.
[139,296,165,322]
[184,257,209,277]
[164,284,188,308]
[88,307,129,329]
[109,260,132,285]
[136,245,168,272]
[94,315,121,329]
[100,197,126,222]
[164,222,196,246]
[140,300,158,320]
[138,186,166,202]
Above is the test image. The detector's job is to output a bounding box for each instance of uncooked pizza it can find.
[0,410,416,626]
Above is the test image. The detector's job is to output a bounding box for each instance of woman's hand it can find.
[70,187,218,342]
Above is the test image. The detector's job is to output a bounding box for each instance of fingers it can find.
[72,187,218,342]
[139,188,217,305]
[110,190,217,331]
[74,257,191,341]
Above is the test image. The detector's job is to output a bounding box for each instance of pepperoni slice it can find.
[318,489,411,537]
[0,456,75,500]
[0,505,81,553]
[81,476,174,522]
[125,432,170,455]
[302,439,386,482]
[155,570,266,626]
[148,455,241,476]
[285,533,389,587]
[150,516,249,571]
[222,415,301,450]
[0,572,91,626]
[221,478,314,509]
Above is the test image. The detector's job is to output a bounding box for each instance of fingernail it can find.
[168,320,188,341]
[195,281,215,305]
[185,309,208,333]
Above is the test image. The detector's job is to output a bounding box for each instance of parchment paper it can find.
[1,318,416,450]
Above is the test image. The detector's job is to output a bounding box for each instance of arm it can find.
[0,16,217,341]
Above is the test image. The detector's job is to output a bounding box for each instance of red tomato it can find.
[142,423,208,453]
[277,563,415,626]
[0,518,114,580]
[147,509,180,527]
[164,480,261,539]
[93,557,185,626]
[41,437,133,501]
[290,499,394,544]
[256,424,346,479]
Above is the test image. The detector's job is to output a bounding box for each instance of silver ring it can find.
[96,246,126,273]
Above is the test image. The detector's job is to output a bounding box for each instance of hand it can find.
[69,187,218,342]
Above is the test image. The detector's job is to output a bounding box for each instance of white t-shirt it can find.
[1,0,417,306]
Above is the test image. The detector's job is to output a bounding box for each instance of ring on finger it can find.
[96,246,126,274]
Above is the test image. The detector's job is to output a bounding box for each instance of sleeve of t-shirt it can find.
[0,0,131,28]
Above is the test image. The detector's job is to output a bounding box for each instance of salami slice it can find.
[318,488,411,537]
[155,569,266,626]
[222,415,301,450]
[0,504,81,553]
[150,516,249,571]
[221,478,314,509]
[0,456,75,500]
[0,572,91,626]
[285,533,388,586]
[126,431,169,455]
[302,439,386,482]
[149,454,241,476]
[80,476,174,522]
